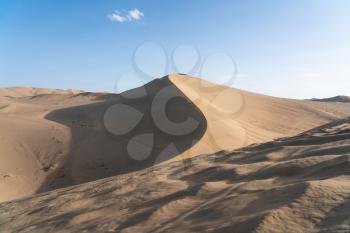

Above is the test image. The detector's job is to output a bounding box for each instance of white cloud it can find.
[107,12,127,23]
[107,8,144,23]
[128,8,144,21]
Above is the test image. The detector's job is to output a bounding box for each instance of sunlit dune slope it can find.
[169,75,350,159]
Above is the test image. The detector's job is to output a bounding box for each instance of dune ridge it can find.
[1,75,350,203]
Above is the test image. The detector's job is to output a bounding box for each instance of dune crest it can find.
[168,75,350,159]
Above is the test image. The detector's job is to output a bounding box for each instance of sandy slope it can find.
[0,91,106,202]
[1,117,349,233]
[1,75,350,203]
[169,76,350,159]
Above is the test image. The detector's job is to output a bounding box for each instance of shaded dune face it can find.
[41,76,207,192]
[1,118,350,233]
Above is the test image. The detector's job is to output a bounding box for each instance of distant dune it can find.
[311,95,350,103]
[1,74,350,204]
[0,87,84,98]
[1,116,349,233]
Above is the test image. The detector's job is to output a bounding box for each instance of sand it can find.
[0,87,83,98]
[0,75,350,232]
[0,116,349,232]
[0,75,350,204]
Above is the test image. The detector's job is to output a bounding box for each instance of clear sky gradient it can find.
[0,0,349,99]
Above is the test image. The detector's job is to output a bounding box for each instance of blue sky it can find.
[0,0,349,98]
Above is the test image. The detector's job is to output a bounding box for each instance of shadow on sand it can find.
[37,76,207,193]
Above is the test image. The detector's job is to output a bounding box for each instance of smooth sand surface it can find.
[1,117,350,233]
[0,75,350,204]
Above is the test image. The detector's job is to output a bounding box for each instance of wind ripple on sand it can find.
[1,118,350,232]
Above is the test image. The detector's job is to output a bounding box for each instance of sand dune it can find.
[0,87,84,98]
[1,117,349,233]
[1,75,350,203]
[168,76,350,158]
[311,95,350,103]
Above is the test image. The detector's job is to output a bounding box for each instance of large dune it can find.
[1,74,350,203]
[1,117,350,232]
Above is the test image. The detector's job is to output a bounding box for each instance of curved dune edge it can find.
[168,74,350,161]
[1,75,350,203]
[0,118,350,232]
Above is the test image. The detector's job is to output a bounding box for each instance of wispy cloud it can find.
[128,8,144,21]
[108,8,144,23]
[107,11,127,23]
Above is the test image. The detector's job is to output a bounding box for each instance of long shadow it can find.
[316,194,350,233]
[37,76,207,193]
